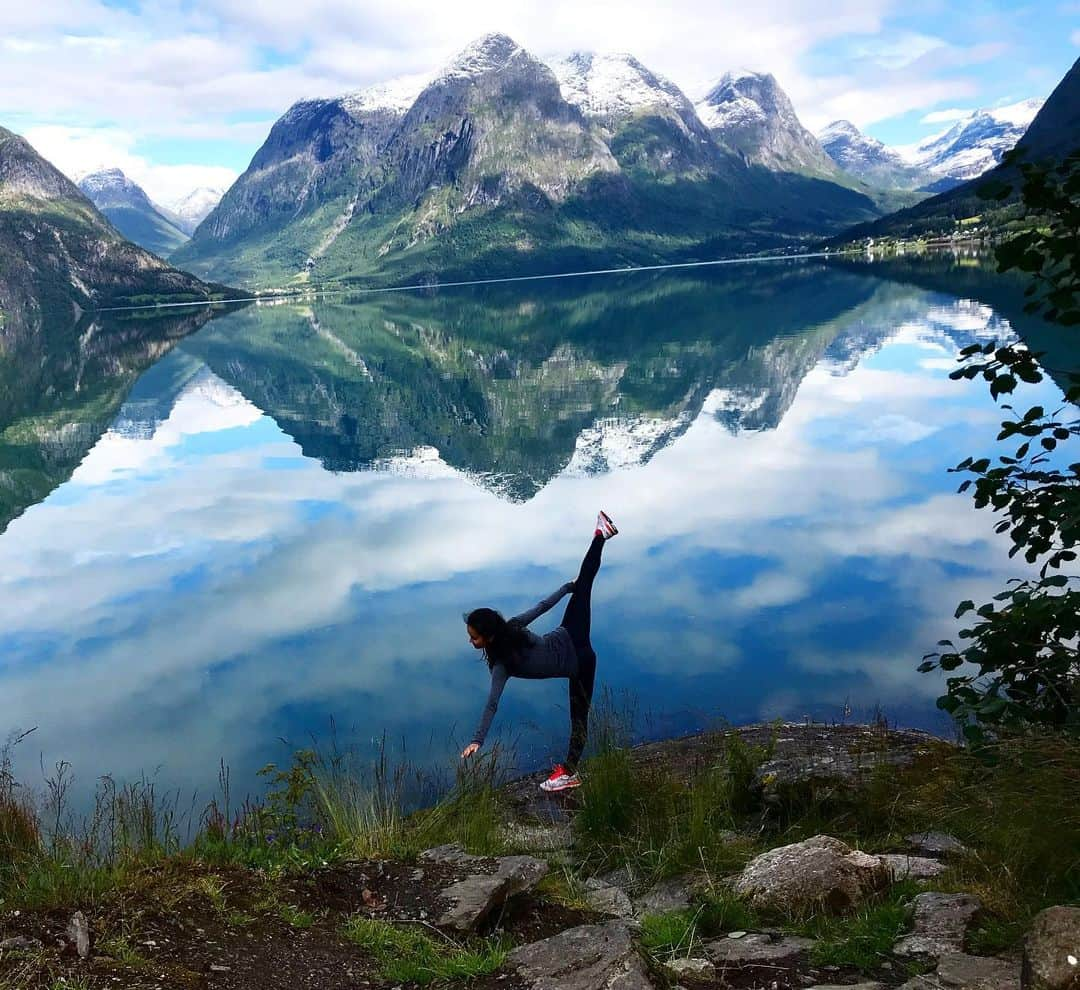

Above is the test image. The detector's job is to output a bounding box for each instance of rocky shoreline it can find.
[1,722,1077,990]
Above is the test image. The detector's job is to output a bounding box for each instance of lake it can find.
[0,254,1071,805]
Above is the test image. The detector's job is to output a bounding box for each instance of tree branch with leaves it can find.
[920,149,1080,740]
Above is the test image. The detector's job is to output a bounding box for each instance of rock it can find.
[420,844,549,932]
[666,957,716,979]
[0,935,44,952]
[878,854,947,881]
[807,984,885,990]
[899,951,1021,988]
[634,876,694,917]
[906,831,969,858]
[894,892,982,963]
[597,865,641,893]
[704,932,816,966]
[507,919,656,989]
[733,835,890,913]
[501,822,574,852]
[1023,906,1080,990]
[584,878,636,919]
[67,911,91,959]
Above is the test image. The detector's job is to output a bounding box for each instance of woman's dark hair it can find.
[465,607,530,668]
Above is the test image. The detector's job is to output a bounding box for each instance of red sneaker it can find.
[595,510,618,540]
[539,764,581,792]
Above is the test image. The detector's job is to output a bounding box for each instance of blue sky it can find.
[1,0,1076,205]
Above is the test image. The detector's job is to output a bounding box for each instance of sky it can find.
[0,1,1077,208]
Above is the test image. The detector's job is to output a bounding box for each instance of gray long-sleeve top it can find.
[471,583,577,746]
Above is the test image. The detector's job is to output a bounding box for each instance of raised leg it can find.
[560,533,604,652]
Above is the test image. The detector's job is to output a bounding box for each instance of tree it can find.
[919,150,1080,739]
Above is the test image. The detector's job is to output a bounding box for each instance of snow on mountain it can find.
[552,51,693,122]
[818,120,930,190]
[432,32,527,83]
[78,168,156,209]
[565,414,693,476]
[341,73,430,117]
[166,186,225,235]
[694,70,839,175]
[897,98,1044,183]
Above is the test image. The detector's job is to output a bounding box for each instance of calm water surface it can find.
[0,256,1071,801]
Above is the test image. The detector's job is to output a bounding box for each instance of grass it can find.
[792,881,920,970]
[98,934,147,966]
[572,701,772,887]
[342,916,510,985]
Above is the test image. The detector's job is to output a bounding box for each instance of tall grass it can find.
[573,701,771,886]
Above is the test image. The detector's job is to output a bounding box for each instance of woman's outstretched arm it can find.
[510,582,574,627]
[467,663,510,752]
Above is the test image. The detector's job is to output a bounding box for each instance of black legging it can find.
[560,533,604,771]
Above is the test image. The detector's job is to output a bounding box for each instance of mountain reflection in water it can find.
[0,257,1070,804]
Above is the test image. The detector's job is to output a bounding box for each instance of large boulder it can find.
[506,919,657,990]
[733,835,890,913]
[419,844,548,932]
[894,892,981,964]
[1023,906,1080,990]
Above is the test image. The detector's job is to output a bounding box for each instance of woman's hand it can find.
[461,742,480,759]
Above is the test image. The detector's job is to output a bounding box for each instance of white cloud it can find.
[0,0,984,183]
[921,107,974,124]
[1071,29,1080,46]
[22,124,239,207]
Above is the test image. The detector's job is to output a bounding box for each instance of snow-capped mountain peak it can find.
[341,73,430,117]
[436,33,525,82]
[552,51,693,122]
[695,69,839,176]
[896,97,1044,183]
[817,119,931,190]
[78,167,148,206]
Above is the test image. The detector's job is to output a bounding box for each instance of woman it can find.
[460,511,618,792]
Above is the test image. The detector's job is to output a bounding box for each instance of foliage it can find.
[921,150,1080,736]
[795,883,917,970]
[573,709,771,884]
[342,916,510,985]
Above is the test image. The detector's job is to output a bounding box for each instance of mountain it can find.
[695,70,840,177]
[0,127,235,333]
[165,186,225,235]
[551,51,717,172]
[833,57,1080,244]
[172,34,884,289]
[77,167,189,256]
[819,120,932,190]
[898,99,1044,190]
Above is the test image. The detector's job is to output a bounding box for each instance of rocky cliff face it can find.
[695,71,840,177]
